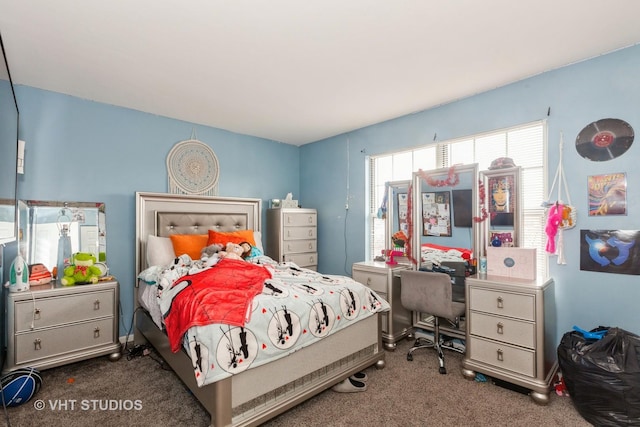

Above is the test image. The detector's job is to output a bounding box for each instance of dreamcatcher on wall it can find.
[167,136,220,196]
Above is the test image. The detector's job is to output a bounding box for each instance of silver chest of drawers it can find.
[266,208,318,270]
[4,280,122,373]
[461,275,557,404]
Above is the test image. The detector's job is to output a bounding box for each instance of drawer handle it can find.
[34,339,42,351]
[496,296,504,309]
[34,308,41,320]
[497,322,504,334]
[94,300,101,310]
[308,216,313,224]
[287,216,292,224]
[366,278,372,285]
[308,242,313,250]
[309,255,315,263]
[496,349,504,362]
[94,327,101,338]
[287,244,292,251]
[287,230,291,237]
[308,230,313,237]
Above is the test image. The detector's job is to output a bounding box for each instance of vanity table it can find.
[352,261,412,350]
[3,279,121,373]
[461,274,557,404]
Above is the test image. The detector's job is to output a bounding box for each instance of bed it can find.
[134,192,388,427]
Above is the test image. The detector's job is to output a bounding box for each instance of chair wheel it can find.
[439,367,447,374]
[407,354,413,361]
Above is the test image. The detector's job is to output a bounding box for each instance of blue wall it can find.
[13,87,300,336]
[301,45,640,343]
[10,44,640,344]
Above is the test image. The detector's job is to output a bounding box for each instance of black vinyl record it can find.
[576,118,634,161]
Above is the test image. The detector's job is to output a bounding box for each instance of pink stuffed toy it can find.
[545,203,564,254]
[219,242,245,261]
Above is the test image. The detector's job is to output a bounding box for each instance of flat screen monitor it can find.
[452,189,472,228]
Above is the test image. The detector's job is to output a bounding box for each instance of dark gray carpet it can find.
[2,338,590,427]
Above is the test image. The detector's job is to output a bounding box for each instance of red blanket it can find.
[164,259,272,352]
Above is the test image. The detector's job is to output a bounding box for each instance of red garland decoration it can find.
[473,179,488,223]
[418,165,460,187]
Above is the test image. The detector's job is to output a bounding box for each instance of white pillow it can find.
[253,231,264,253]
[146,235,175,267]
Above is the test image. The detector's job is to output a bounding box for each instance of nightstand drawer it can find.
[468,336,535,377]
[14,318,115,365]
[283,239,317,254]
[283,226,317,240]
[469,312,535,348]
[283,252,317,268]
[14,289,115,333]
[469,288,534,320]
[283,212,317,227]
[352,271,387,293]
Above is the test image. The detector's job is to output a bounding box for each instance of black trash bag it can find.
[557,326,640,426]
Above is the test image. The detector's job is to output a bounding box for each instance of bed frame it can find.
[134,192,386,427]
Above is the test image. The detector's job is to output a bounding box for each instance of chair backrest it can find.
[399,270,461,319]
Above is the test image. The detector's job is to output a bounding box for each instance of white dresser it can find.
[266,208,318,270]
[461,274,557,404]
[4,279,122,373]
[352,261,411,350]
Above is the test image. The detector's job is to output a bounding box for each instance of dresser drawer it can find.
[283,252,317,268]
[468,336,535,377]
[469,288,534,321]
[352,271,387,294]
[283,226,317,240]
[282,239,317,254]
[14,318,115,365]
[14,290,115,333]
[469,312,535,348]
[283,212,317,227]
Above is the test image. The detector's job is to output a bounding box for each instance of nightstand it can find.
[352,261,412,350]
[461,274,557,404]
[3,279,122,373]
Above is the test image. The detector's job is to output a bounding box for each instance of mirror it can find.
[411,163,480,270]
[479,166,523,250]
[19,200,107,273]
[384,180,411,263]
[0,30,19,244]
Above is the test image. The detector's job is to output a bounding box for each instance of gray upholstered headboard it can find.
[135,192,261,277]
[156,212,251,237]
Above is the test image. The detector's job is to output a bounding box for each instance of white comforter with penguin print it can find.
[138,255,390,387]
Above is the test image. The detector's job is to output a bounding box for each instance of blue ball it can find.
[0,368,42,407]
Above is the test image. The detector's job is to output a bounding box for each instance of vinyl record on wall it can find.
[575,118,634,161]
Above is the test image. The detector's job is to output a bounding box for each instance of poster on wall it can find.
[422,191,451,237]
[488,174,515,226]
[587,173,627,216]
[580,229,640,275]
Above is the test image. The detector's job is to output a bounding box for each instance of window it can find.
[369,121,547,278]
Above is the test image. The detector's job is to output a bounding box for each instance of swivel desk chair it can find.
[399,270,466,374]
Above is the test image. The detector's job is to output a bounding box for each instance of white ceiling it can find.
[1,1,640,146]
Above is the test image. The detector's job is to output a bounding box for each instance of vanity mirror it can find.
[0,30,19,244]
[411,163,480,270]
[19,200,107,273]
[384,180,411,263]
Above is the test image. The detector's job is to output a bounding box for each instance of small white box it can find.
[281,199,299,208]
[486,247,536,280]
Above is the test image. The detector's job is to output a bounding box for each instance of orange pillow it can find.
[169,234,209,259]
[207,229,256,247]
